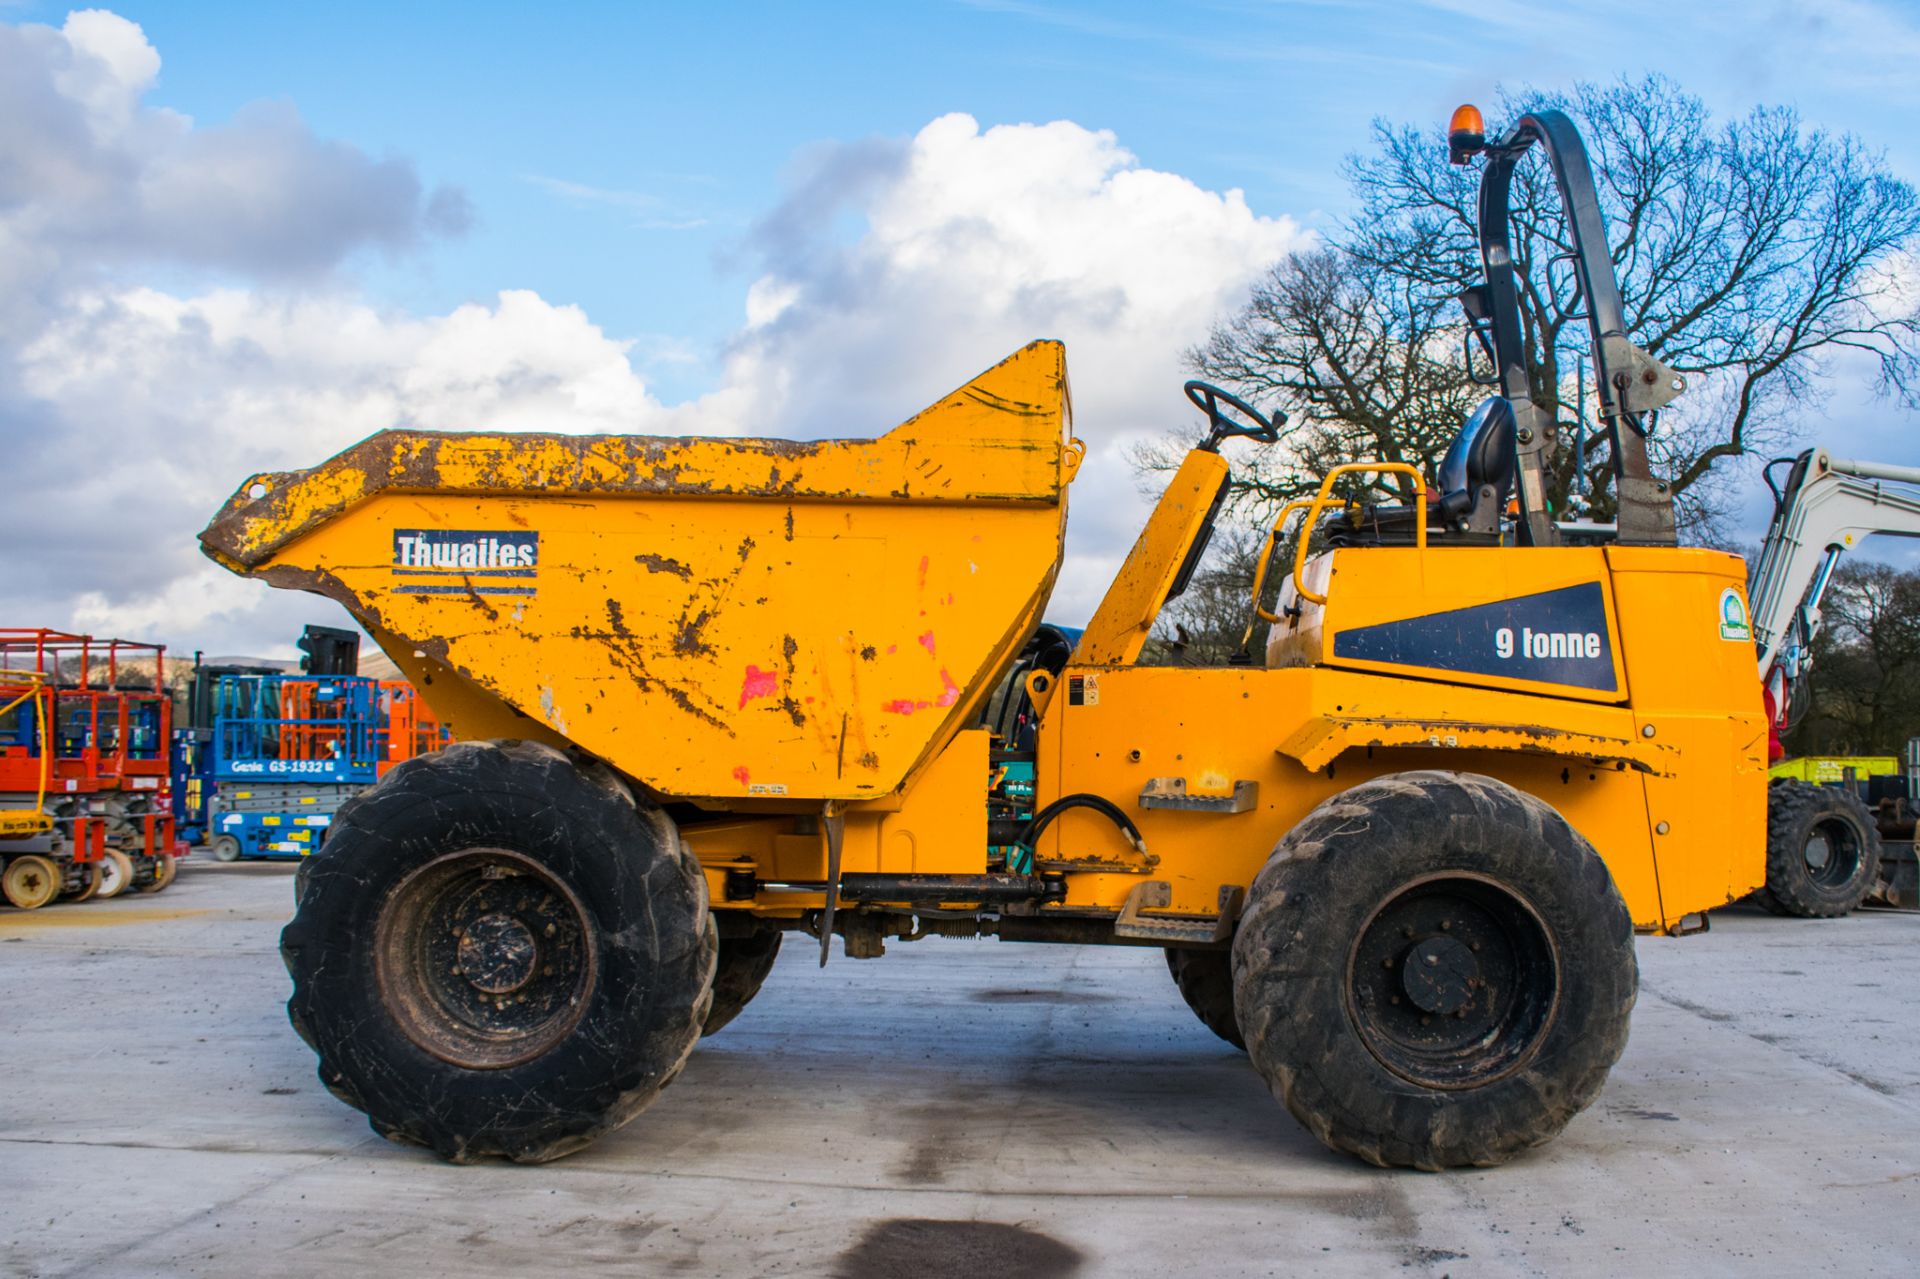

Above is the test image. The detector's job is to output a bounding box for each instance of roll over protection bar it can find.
[1463,109,1684,548]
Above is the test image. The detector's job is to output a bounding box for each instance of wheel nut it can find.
[545,923,557,937]
[1390,995,1401,1005]
[1420,1015,1432,1026]
[1440,920,1451,931]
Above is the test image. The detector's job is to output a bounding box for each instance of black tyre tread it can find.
[1756,779,1881,918]
[1164,947,1245,1050]
[280,739,716,1164]
[1233,770,1636,1171]
[704,926,782,1036]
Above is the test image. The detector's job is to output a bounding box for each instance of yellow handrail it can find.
[1248,498,1319,628]
[1289,463,1429,607]
[0,670,53,833]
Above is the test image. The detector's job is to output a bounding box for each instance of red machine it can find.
[376,682,446,774]
[0,629,181,909]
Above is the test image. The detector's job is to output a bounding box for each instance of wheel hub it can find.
[1400,934,1479,1015]
[1803,818,1861,887]
[1346,872,1560,1090]
[457,913,540,994]
[374,848,596,1070]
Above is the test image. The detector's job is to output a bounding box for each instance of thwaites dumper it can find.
[201,107,1765,1169]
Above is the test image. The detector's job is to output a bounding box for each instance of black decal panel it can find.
[1332,582,1616,691]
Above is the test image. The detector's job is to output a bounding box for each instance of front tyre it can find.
[1233,771,1635,1170]
[280,740,716,1163]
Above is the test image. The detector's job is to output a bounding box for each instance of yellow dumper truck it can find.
[201,107,1766,1170]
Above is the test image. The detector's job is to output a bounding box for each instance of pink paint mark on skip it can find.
[936,668,961,707]
[917,555,929,589]
[738,664,779,708]
[917,631,937,656]
[882,698,930,715]
[943,592,955,606]
[886,644,897,655]
[732,766,751,786]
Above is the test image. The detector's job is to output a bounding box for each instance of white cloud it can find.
[715,113,1309,617]
[0,15,1307,654]
[0,9,467,329]
[9,286,671,645]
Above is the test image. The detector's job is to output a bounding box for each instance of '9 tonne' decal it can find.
[1333,582,1615,692]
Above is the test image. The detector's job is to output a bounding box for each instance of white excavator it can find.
[1746,448,1920,915]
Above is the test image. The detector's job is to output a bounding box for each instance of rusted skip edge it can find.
[1276,715,1672,775]
[200,344,1072,571]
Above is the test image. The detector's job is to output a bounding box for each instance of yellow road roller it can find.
[200,107,1765,1169]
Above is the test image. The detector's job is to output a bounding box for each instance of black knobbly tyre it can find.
[703,921,783,1036]
[1233,770,1636,1171]
[1756,779,1881,918]
[1164,946,1245,1050]
[280,739,716,1163]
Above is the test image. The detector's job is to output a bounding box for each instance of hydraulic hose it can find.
[1016,793,1148,862]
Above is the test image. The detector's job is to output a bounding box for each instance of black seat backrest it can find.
[1437,396,1516,522]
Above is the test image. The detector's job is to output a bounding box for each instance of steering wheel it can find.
[1184,380,1282,448]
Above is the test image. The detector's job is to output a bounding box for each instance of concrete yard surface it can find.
[2,861,1917,1277]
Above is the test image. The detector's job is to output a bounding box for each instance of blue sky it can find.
[2,2,1918,653]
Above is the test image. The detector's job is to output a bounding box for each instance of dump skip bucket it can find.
[201,342,1078,802]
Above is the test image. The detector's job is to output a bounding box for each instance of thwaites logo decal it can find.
[1717,587,1753,642]
[1332,582,1616,691]
[391,530,538,596]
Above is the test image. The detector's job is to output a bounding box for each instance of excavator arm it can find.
[1749,449,1920,730]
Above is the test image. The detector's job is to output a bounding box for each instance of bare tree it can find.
[1782,561,1920,756]
[1161,76,1920,537]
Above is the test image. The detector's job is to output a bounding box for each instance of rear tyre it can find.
[1234,771,1636,1171]
[97,850,134,899]
[212,835,243,863]
[1164,947,1245,1050]
[2,855,62,910]
[702,923,782,1036]
[280,740,716,1163]
[1756,780,1880,918]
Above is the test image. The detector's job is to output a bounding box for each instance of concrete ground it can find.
[1,861,1916,1279]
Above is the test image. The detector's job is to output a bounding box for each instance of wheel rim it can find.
[99,851,131,897]
[374,847,596,1070]
[213,837,241,863]
[4,855,62,910]
[1802,817,1864,889]
[1345,871,1560,1091]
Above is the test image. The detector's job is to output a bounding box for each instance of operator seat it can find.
[1437,396,1516,528]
